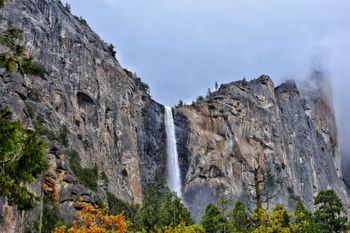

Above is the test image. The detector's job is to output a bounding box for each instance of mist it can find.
[63,0,350,179]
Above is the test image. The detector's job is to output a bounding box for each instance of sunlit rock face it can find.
[0,0,165,232]
[174,75,349,221]
[0,0,349,230]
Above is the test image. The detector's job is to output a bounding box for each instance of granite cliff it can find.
[0,0,165,231]
[0,0,348,231]
[175,75,349,221]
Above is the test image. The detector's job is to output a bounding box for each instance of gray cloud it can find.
[65,0,350,174]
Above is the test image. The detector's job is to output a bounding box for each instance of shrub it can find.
[68,150,98,191]
[42,205,64,233]
[54,202,128,233]
[58,124,69,146]
[0,108,48,210]
[27,88,41,102]
[107,191,138,223]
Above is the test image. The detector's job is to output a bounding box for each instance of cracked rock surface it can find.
[175,76,349,221]
[0,0,348,230]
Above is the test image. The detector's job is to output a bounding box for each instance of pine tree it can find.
[228,201,251,233]
[290,201,320,233]
[0,108,48,210]
[158,189,193,228]
[269,204,290,233]
[314,190,348,233]
[201,203,227,233]
[135,179,192,231]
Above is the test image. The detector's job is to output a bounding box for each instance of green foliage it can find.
[0,23,48,77]
[314,190,348,233]
[268,204,290,232]
[201,203,227,233]
[33,120,69,146]
[107,191,138,223]
[158,190,193,228]
[101,171,108,185]
[64,2,71,12]
[58,124,69,146]
[42,205,64,233]
[290,201,320,233]
[251,208,271,232]
[33,120,59,141]
[0,0,5,8]
[229,201,251,233]
[135,180,193,231]
[68,150,98,191]
[164,222,206,233]
[42,193,64,233]
[197,96,204,101]
[108,43,116,57]
[0,108,48,210]
[0,26,22,48]
[27,88,41,101]
[20,58,48,78]
[24,220,40,233]
[43,205,64,233]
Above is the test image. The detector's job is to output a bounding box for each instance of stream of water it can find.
[164,106,182,199]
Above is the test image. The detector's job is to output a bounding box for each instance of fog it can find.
[64,0,350,178]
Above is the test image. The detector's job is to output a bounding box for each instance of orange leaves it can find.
[54,201,127,233]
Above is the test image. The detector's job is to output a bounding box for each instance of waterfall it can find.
[164,106,182,199]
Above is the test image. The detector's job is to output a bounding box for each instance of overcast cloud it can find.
[64,0,350,170]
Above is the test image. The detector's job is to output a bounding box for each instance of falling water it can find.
[164,106,182,199]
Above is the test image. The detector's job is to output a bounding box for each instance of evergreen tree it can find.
[0,0,48,212]
[228,201,251,233]
[201,203,227,233]
[314,190,348,233]
[289,201,320,233]
[269,204,290,233]
[207,88,211,96]
[164,222,206,233]
[159,191,193,228]
[0,108,48,210]
[251,207,270,232]
[135,181,164,231]
[135,179,192,231]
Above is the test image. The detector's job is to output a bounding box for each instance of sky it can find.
[64,0,350,168]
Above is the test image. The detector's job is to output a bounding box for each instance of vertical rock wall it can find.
[0,0,166,231]
[0,0,348,230]
[175,76,349,221]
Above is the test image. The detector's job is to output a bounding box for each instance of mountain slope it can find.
[0,0,165,231]
[174,75,349,221]
[0,0,348,231]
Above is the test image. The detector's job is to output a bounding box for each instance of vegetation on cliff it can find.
[0,108,48,210]
[0,0,49,212]
[50,188,349,233]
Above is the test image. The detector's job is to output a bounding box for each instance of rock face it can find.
[0,0,349,231]
[175,75,350,221]
[0,0,165,232]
